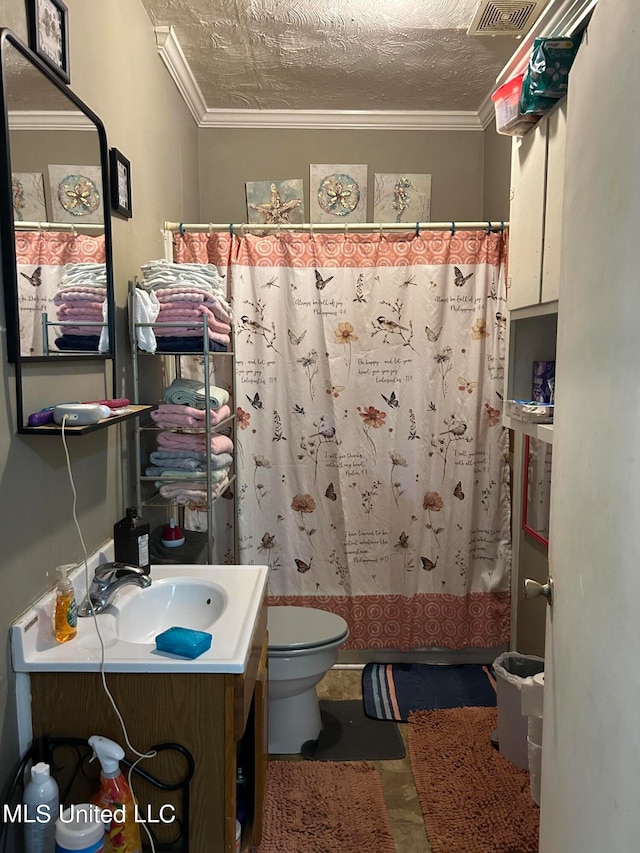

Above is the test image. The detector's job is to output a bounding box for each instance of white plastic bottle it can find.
[23,762,59,853]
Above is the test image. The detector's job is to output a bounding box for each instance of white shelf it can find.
[502,415,554,444]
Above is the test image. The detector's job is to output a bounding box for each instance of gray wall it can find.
[199,125,510,224]
[0,0,199,792]
[0,0,512,802]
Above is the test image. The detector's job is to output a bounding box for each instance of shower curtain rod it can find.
[164,220,508,235]
[14,221,104,232]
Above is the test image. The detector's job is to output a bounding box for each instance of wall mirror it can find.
[523,435,552,548]
[0,28,115,364]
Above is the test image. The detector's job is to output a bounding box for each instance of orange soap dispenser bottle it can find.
[89,735,142,853]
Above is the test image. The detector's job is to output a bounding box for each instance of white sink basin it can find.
[11,551,268,674]
[113,577,228,644]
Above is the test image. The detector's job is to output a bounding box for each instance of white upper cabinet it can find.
[507,99,567,311]
[541,101,567,303]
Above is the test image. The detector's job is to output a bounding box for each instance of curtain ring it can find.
[415,222,420,237]
[451,222,456,235]
[500,220,505,233]
[309,222,314,238]
[344,222,348,238]
[229,223,234,236]
[178,222,185,238]
[208,223,213,235]
[486,221,492,234]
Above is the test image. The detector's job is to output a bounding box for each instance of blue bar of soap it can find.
[155,626,212,659]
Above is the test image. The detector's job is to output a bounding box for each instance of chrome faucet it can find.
[78,562,152,616]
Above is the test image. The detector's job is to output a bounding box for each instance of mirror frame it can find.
[0,29,116,413]
[522,435,551,549]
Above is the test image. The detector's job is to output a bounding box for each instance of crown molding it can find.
[154,25,207,124]
[154,8,598,133]
[199,109,484,131]
[154,25,486,130]
[9,110,95,131]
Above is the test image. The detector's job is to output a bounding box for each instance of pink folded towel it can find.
[156,306,231,335]
[53,287,108,302]
[155,290,231,323]
[157,431,233,454]
[150,403,232,428]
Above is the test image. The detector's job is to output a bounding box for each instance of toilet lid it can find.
[268,606,349,651]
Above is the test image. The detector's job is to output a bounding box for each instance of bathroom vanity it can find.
[12,561,269,853]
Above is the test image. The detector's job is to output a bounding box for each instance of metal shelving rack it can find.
[128,281,238,564]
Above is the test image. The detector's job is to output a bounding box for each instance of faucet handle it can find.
[94,561,146,582]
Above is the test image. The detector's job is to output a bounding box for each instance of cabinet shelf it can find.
[502,416,553,444]
[19,405,153,436]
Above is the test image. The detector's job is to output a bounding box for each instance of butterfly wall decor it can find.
[315,270,334,290]
[20,266,42,287]
[454,266,474,287]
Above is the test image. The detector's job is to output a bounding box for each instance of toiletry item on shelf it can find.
[23,761,59,853]
[55,804,105,853]
[54,565,77,643]
[532,361,555,403]
[161,517,185,548]
[114,508,150,575]
[88,736,142,853]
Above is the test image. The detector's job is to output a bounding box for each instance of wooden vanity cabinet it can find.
[29,600,268,853]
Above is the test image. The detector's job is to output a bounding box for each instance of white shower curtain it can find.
[175,229,510,650]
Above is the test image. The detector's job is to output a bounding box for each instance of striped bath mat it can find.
[362,662,496,722]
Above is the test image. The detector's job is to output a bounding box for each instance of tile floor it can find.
[276,666,432,852]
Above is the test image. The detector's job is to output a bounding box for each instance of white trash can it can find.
[493,652,544,769]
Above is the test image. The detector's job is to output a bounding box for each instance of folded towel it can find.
[149,450,233,470]
[150,403,232,428]
[162,378,229,410]
[157,476,230,507]
[155,291,232,323]
[133,287,160,353]
[155,338,228,354]
[53,287,108,302]
[156,431,233,455]
[148,465,230,481]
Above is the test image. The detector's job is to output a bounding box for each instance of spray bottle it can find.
[88,736,142,853]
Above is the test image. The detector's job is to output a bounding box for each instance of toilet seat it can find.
[268,606,349,652]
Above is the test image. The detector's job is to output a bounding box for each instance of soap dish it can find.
[155,626,212,659]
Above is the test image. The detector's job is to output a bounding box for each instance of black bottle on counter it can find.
[114,507,151,574]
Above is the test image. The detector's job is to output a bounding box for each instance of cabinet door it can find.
[507,117,548,310]
[541,101,567,303]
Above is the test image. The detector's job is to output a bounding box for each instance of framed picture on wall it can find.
[26,0,70,84]
[109,148,132,219]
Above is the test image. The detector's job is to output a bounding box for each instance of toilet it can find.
[267,605,349,754]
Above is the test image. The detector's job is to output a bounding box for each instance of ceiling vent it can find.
[467,1,547,36]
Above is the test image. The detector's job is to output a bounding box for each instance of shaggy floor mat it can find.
[408,707,539,853]
[363,662,496,721]
[250,760,396,853]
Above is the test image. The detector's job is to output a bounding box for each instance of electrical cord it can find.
[61,416,157,852]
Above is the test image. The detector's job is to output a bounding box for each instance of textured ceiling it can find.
[140,0,520,112]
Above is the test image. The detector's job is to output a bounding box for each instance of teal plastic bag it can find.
[520,35,582,115]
